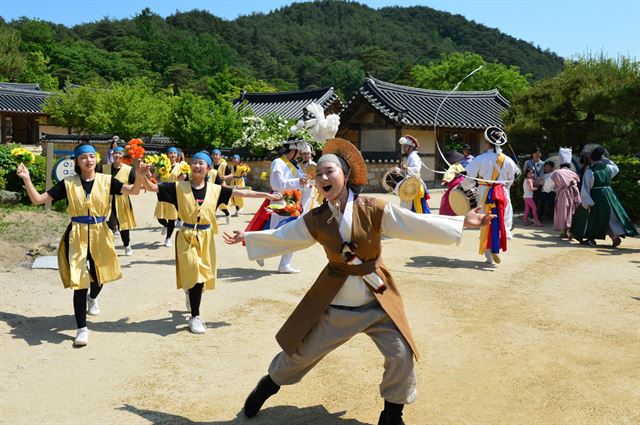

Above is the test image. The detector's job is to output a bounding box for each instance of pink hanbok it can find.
[551,168,581,231]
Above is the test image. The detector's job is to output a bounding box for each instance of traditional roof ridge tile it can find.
[341,77,510,129]
[0,82,43,91]
[0,84,55,114]
[233,86,343,120]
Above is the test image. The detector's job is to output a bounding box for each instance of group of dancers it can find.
[15,126,635,424]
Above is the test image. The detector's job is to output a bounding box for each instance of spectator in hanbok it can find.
[460,144,474,169]
[571,147,637,247]
[547,148,581,238]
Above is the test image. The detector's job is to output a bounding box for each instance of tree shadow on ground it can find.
[128,241,168,251]
[0,310,229,346]
[404,256,496,272]
[217,267,277,283]
[117,403,370,424]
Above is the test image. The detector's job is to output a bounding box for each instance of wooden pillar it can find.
[45,141,53,209]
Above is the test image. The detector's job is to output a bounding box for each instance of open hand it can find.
[268,192,283,201]
[222,230,245,245]
[463,207,496,228]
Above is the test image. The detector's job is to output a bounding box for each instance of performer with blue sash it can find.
[17,142,142,346]
[138,151,280,334]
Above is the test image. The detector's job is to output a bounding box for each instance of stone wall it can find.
[240,158,440,193]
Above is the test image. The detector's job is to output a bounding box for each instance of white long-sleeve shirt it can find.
[270,157,303,192]
[580,159,619,207]
[405,151,422,177]
[244,200,464,307]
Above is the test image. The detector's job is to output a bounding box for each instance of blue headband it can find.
[232,154,240,160]
[167,147,178,154]
[212,149,221,155]
[73,144,96,158]
[192,151,212,167]
[113,146,125,153]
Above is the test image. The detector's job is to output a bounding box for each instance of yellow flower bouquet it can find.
[11,147,35,165]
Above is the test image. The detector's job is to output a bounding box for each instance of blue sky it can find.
[1,0,638,59]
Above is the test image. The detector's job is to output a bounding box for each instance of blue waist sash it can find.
[182,223,211,230]
[71,216,106,224]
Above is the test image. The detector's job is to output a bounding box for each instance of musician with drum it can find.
[439,150,476,216]
[460,127,519,265]
[397,135,431,214]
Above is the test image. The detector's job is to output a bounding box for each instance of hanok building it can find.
[338,77,510,187]
[233,86,343,120]
[0,83,69,145]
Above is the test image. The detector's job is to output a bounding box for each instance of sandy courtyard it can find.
[1,191,638,425]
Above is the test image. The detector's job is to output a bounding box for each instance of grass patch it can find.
[0,205,68,244]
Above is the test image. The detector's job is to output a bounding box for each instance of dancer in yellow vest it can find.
[208,149,232,224]
[17,143,142,346]
[155,147,187,247]
[105,146,136,255]
[225,154,250,216]
[138,151,280,334]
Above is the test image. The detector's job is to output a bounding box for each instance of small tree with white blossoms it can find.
[234,113,316,156]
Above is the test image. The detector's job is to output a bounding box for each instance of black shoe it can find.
[377,401,405,425]
[243,375,280,418]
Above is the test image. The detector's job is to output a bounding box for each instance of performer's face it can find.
[301,151,312,163]
[76,153,96,174]
[113,150,124,166]
[190,159,209,178]
[168,151,178,163]
[316,162,346,201]
[402,145,411,155]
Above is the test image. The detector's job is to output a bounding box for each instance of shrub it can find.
[611,154,640,221]
[0,144,48,204]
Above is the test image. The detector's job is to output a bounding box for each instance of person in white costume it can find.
[269,137,309,273]
[398,135,430,213]
[461,127,519,265]
[298,141,318,213]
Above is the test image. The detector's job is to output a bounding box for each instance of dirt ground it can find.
[1,191,638,425]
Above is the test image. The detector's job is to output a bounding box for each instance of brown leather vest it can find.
[276,196,419,359]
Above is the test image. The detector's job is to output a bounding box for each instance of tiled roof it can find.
[0,83,53,114]
[41,134,175,146]
[233,87,342,120]
[342,77,509,129]
[0,82,42,91]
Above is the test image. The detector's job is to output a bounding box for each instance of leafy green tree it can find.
[505,56,640,155]
[0,24,27,80]
[411,52,530,100]
[360,46,395,80]
[163,91,245,148]
[20,51,58,90]
[42,81,101,133]
[320,60,365,99]
[90,78,170,139]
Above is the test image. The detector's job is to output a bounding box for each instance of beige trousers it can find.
[268,303,417,405]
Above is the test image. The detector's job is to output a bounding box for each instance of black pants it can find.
[71,251,103,328]
[187,283,204,317]
[158,219,175,238]
[539,192,556,222]
[220,208,230,217]
[108,213,131,246]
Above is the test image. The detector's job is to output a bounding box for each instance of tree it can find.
[42,82,101,133]
[504,56,640,155]
[320,60,365,99]
[411,52,530,100]
[20,51,58,90]
[163,91,245,148]
[0,24,27,80]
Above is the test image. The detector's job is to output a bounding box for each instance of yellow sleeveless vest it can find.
[228,164,246,209]
[154,161,184,220]
[57,173,122,289]
[174,181,221,291]
[112,164,136,230]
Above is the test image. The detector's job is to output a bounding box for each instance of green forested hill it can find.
[1,0,564,97]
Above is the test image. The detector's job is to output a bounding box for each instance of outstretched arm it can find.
[16,163,52,205]
[231,188,282,201]
[223,216,315,260]
[136,162,159,193]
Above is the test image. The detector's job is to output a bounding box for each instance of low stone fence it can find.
[241,159,437,192]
